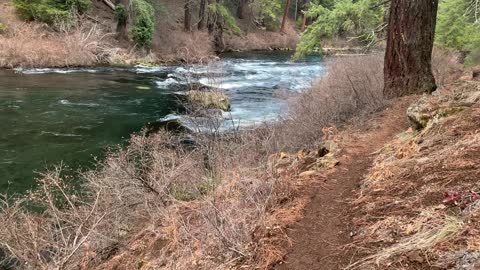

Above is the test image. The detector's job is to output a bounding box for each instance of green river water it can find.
[0,52,325,193]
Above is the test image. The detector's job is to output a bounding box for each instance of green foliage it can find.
[13,0,91,25]
[130,0,155,47]
[250,0,283,31]
[435,0,480,58]
[114,4,128,25]
[209,2,242,35]
[144,0,166,17]
[294,0,384,59]
[0,22,6,34]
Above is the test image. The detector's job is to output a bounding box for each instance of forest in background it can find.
[0,0,479,67]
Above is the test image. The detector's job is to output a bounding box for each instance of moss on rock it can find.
[186,90,231,111]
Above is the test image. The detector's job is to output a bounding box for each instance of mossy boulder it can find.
[407,81,480,130]
[186,90,231,112]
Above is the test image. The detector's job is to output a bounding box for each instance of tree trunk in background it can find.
[300,14,307,31]
[300,0,309,32]
[236,0,247,19]
[213,0,224,52]
[184,0,192,31]
[280,0,292,33]
[115,0,129,40]
[207,0,214,34]
[198,0,207,30]
[383,0,439,98]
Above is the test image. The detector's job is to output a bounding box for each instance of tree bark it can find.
[300,14,307,32]
[198,0,207,30]
[280,0,292,33]
[207,0,215,34]
[300,0,309,32]
[184,0,192,31]
[213,0,224,52]
[236,0,247,19]
[115,0,129,40]
[383,0,439,98]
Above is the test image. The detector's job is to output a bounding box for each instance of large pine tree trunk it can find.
[280,0,292,33]
[184,0,192,31]
[198,0,207,30]
[383,0,439,98]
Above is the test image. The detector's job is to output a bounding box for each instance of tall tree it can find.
[114,0,129,40]
[184,0,192,31]
[207,0,215,33]
[300,0,309,32]
[198,0,207,30]
[383,0,439,98]
[237,0,248,19]
[280,0,292,33]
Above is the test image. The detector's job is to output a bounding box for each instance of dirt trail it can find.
[276,97,415,270]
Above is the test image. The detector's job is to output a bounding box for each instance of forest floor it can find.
[277,79,480,269]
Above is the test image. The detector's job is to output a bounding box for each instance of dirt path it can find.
[276,97,415,270]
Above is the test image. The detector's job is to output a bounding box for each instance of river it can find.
[0,51,325,193]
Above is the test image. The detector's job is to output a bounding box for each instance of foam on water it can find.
[21,68,99,74]
[59,99,101,107]
[155,78,180,89]
[134,65,168,73]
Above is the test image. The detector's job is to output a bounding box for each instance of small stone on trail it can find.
[299,170,316,177]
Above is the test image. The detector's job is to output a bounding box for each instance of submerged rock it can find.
[147,114,194,134]
[186,90,231,112]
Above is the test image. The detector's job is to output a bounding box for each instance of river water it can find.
[0,51,325,193]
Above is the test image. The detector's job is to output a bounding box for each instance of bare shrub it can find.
[224,29,299,51]
[272,54,385,151]
[432,47,464,87]
[153,30,216,64]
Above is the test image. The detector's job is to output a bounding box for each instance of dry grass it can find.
[0,21,115,68]
[0,0,116,68]
[350,80,480,269]
[346,215,464,269]
[153,31,217,64]
[224,22,299,51]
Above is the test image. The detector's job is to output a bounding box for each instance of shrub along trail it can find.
[276,97,416,270]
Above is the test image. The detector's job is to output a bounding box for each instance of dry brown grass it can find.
[224,22,299,51]
[0,21,115,68]
[153,31,217,64]
[350,80,480,269]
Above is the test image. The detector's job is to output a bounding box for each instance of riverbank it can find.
[0,0,299,68]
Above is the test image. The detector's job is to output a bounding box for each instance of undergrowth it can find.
[130,0,155,47]
[13,0,91,26]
